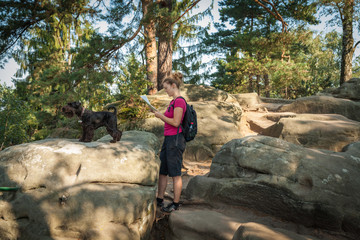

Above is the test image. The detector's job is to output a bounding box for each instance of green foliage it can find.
[0,84,35,150]
[113,53,151,127]
[206,0,342,98]
[171,1,214,83]
[210,28,341,98]
[0,0,97,67]
[0,0,119,147]
[11,6,114,109]
[318,0,360,84]
[354,55,360,78]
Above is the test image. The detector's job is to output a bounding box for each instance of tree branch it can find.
[103,24,142,59]
[1,24,33,56]
[0,0,54,57]
[354,40,360,50]
[171,0,201,26]
[335,2,344,22]
[253,0,288,32]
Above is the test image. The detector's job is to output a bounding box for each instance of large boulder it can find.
[332,78,360,100]
[232,222,319,240]
[232,93,261,109]
[167,208,321,240]
[185,136,360,238]
[262,114,360,151]
[244,112,296,134]
[168,208,242,240]
[231,93,294,112]
[278,96,360,122]
[0,131,160,240]
[150,84,238,103]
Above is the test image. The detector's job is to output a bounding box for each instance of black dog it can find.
[61,102,122,143]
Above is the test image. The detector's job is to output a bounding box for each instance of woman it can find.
[153,72,186,212]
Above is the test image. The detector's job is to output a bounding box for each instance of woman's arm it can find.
[155,107,183,127]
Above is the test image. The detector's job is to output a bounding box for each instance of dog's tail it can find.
[108,106,117,115]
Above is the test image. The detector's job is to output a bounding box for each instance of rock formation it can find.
[0,131,160,240]
[149,83,360,240]
[278,95,360,122]
[262,113,360,151]
[332,78,360,100]
[183,136,360,239]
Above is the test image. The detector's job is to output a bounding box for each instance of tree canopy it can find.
[0,0,359,149]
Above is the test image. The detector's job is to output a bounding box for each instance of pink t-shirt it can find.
[164,97,187,136]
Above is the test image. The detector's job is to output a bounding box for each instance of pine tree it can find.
[98,0,208,91]
[319,0,360,84]
[205,0,322,98]
[142,0,158,94]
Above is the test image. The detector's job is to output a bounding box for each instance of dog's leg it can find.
[83,126,94,142]
[79,126,87,142]
[116,130,122,141]
[107,127,118,143]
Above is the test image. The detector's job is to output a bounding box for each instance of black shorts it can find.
[159,133,186,177]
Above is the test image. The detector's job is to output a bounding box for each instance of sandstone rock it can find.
[168,208,243,240]
[278,96,360,122]
[260,97,295,111]
[232,93,261,109]
[262,114,360,151]
[186,136,360,238]
[244,112,296,134]
[0,131,160,240]
[183,140,215,162]
[232,222,319,240]
[332,78,360,100]
[191,101,243,147]
[150,84,238,103]
[232,93,281,112]
[260,97,295,105]
[167,205,327,240]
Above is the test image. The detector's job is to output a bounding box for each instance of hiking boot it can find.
[161,202,179,213]
[156,198,164,208]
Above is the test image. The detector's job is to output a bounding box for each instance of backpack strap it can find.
[171,96,187,145]
[169,97,186,111]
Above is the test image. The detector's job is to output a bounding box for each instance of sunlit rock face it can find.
[186,136,360,236]
[261,113,360,152]
[278,95,360,122]
[0,131,160,240]
[332,77,360,100]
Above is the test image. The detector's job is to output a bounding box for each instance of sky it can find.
[0,0,359,88]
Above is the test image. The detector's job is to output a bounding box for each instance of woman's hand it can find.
[154,111,162,118]
[154,108,183,127]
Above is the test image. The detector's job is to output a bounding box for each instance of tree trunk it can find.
[142,0,158,94]
[157,0,173,90]
[340,0,355,85]
[256,75,261,96]
[264,74,270,97]
[248,74,253,92]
